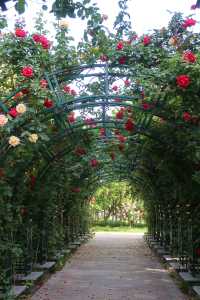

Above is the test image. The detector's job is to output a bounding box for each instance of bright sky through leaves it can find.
[3,0,200,42]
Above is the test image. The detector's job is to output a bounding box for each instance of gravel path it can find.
[30,232,188,300]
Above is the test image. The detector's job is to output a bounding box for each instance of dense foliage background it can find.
[1,0,200,296]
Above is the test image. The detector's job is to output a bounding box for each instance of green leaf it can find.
[42,5,48,10]
[83,0,91,4]
[15,0,26,14]
[0,16,7,29]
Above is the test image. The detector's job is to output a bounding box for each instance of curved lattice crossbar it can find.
[44,63,160,141]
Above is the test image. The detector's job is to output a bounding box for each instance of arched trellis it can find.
[0,63,173,185]
[44,63,158,135]
[1,62,200,299]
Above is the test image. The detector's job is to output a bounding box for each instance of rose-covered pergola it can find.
[1,2,200,298]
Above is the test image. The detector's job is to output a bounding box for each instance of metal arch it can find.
[44,63,155,136]
[0,63,168,159]
[0,63,168,181]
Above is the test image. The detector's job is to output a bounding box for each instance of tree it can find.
[92,181,144,225]
[0,0,97,18]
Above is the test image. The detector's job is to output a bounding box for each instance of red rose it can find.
[21,88,29,95]
[70,89,77,96]
[71,187,81,193]
[142,103,151,110]
[21,66,34,78]
[40,79,48,88]
[44,99,53,108]
[40,35,51,49]
[99,128,106,136]
[183,51,197,63]
[41,40,50,49]
[176,75,191,88]
[116,41,124,50]
[124,79,131,87]
[114,98,122,102]
[0,168,4,178]
[118,143,124,152]
[116,110,124,120]
[63,85,71,93]
[110,152,115,160]
[183,112,192,122]
[127,35,138,44]
[143,35,151,46]
[75,147,86,156]
[117,134,126,143]
[182,18,196,29]
[32,34,41,43]
[141,91,145,99]
[84,118,92,125]
[100,54,109,62]
[112,85,118,91]
[126,107,132,113]
[125,118,134,132]
[15,28,27,38]
[33,34,51,49]
[84,118,96,128]
[191,116,199,125]
[30,175,36,190]
[68,112,76,123]
[9,108,18,118]
[13,92,23,100]
[196,248,200,256]
[90,159,99,167]
[114,129,120,135]
[20,207,28,216]
[118,56,127,64]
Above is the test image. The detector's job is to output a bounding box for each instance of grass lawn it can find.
[92,225,147,233]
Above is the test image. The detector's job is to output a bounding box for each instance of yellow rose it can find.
[16,103,27,114]
[9,136,20,147]
[58,20,69,29]
[28,134,38,143]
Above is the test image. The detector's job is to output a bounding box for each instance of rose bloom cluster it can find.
[8,133,39,147]
[14,27,51,49]
[32,34,51,49]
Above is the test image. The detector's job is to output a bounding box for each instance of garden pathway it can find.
[30,232,187,300]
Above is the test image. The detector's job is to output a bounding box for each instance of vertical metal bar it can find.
[102,62,109,137]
